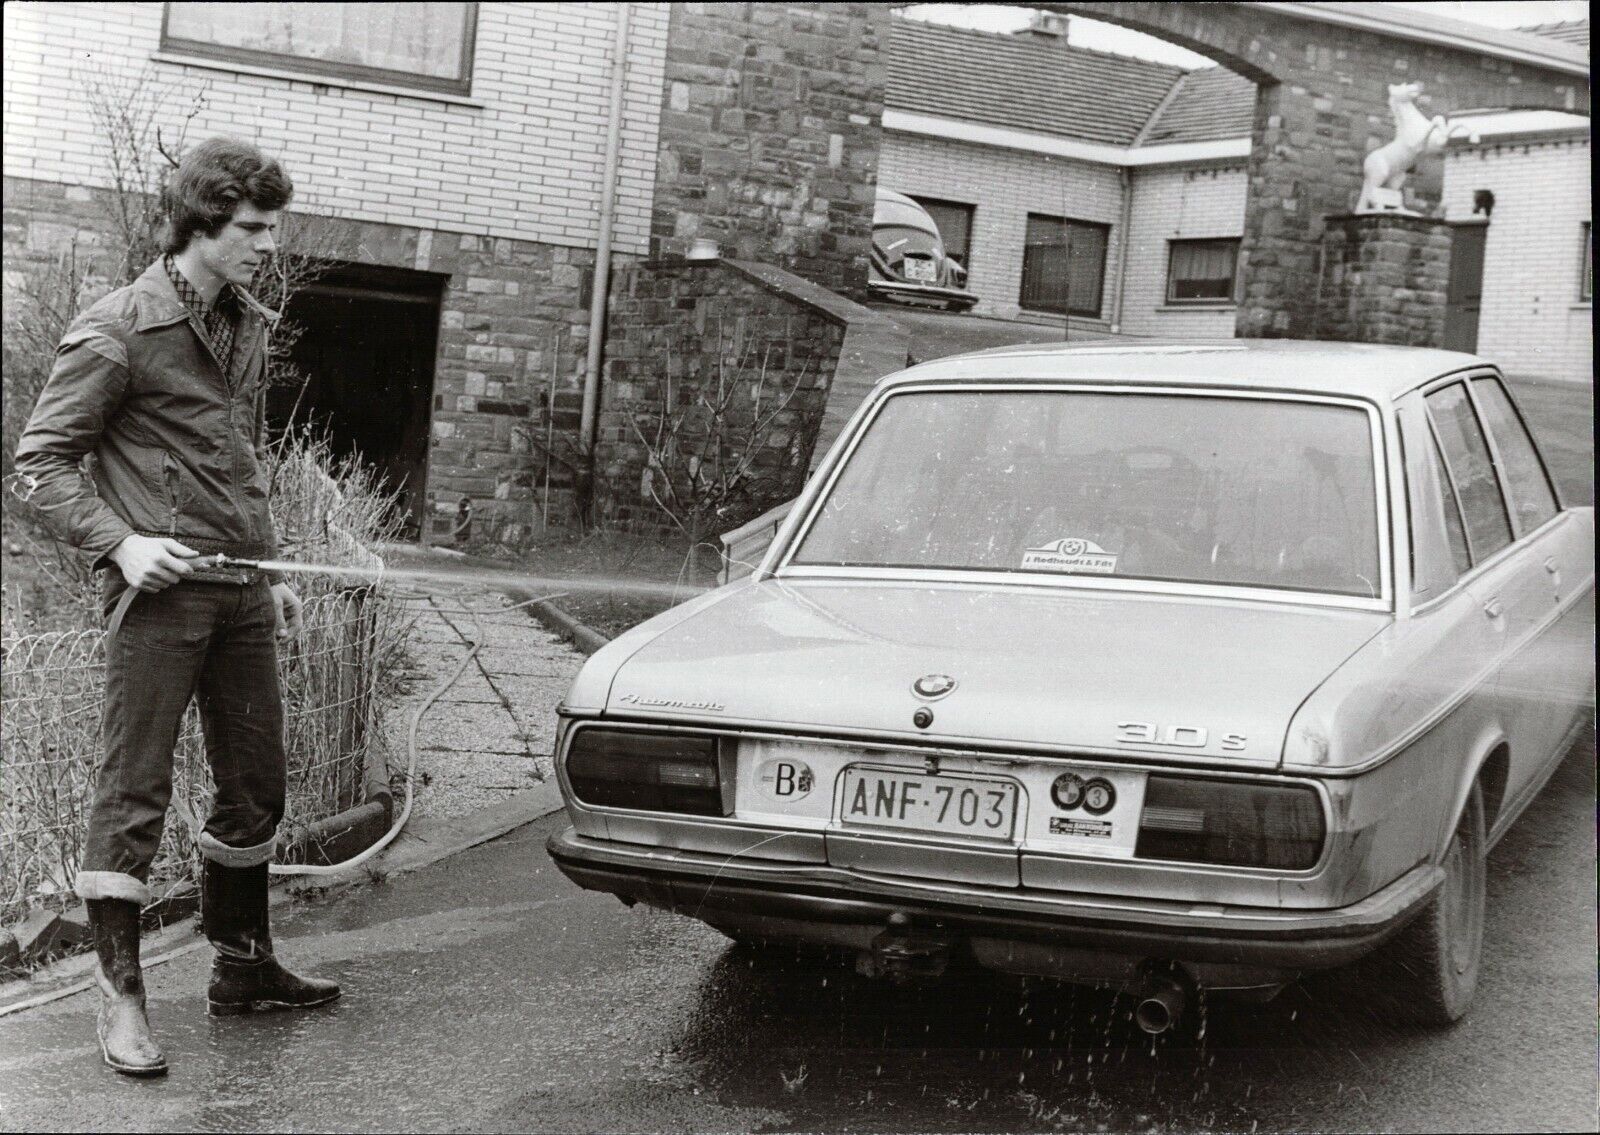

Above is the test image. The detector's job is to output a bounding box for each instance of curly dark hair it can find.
[162,136,294,254]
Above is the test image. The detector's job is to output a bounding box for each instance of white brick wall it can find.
[879,131,1124,320]
[1119,164,1246,339]
[2,1,668,253]
[1443,134,1591,384]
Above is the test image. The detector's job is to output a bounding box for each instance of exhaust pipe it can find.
[1133,973,1188,1035]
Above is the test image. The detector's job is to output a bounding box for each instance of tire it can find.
[1377,780,1486,1026]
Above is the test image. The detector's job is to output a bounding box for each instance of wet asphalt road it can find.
[1,738,1593,1134]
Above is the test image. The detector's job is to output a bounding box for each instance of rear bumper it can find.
[867,279,978,309]
[546,827,1441,971]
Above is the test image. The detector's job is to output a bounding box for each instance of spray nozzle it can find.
[205,553,267,572]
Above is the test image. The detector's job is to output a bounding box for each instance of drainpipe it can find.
[581,1,631,453]
[1112,165,1133,334]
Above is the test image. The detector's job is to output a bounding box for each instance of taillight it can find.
[1135,776,1323,870]
[566,730,726,816]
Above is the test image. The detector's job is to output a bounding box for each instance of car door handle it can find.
[1544,558,1562,587]
[1482,598,1503,620]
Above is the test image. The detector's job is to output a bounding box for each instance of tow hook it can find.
[1132,968,1191,1035]
[856,912,952,983]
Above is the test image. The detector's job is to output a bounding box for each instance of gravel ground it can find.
[378,582,587,824]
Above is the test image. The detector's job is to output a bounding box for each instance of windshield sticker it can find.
[1022,538,1118,574]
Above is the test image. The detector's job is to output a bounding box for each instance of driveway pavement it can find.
[379,577,585,824]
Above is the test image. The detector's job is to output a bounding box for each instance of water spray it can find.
[199,552,710,602]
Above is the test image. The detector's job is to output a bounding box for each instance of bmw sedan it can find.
[547,341,1594,1031]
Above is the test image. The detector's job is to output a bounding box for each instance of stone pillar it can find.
[1314,213,1451,347]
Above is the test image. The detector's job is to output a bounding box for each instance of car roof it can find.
[874,189,941,235]
[877,339,1489,402]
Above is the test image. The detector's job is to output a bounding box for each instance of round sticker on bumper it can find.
[758,759,814,802]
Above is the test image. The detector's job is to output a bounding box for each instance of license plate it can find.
[838,767,1018,840]
[902,257,937,283]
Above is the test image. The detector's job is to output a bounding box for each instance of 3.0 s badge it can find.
[1115,721,1247,752]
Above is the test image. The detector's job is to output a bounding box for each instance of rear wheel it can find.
[1376,781,1486,1026]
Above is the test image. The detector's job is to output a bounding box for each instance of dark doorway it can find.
[1443,221,1488,353]
[269,262,446,534]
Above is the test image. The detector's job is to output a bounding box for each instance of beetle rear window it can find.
[791,390,1382,598]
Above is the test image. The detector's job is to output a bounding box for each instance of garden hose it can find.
[177,590,560,878]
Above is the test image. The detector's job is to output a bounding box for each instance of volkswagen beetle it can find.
[868,188,979,312]
[547,341,1593,1029]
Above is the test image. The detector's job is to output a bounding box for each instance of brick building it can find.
[879,11,1591,382]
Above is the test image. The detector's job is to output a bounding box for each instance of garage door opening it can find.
[268,262,446,537]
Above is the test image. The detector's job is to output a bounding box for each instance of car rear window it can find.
[791,389,1382,598]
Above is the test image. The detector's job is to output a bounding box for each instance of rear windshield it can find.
[790,390,1382,598]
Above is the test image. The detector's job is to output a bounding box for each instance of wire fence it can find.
[1,586,402,926]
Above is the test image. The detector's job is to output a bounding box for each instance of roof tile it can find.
[1517,19,1588,52]
[886,17,1183,147]
[1139,66,1257,147]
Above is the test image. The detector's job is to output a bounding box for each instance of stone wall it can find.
[422,234,605,545]
[1314,213,1450,347]
[649,2,887,300]
[593,258,848,535]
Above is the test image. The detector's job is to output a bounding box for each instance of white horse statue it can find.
[1356,82,1452,214]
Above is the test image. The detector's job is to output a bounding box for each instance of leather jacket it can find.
[14,259,285,585]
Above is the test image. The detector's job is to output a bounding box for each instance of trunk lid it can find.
[606,580,1387,766]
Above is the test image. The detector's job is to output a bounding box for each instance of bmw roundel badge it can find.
[912,673,957,700]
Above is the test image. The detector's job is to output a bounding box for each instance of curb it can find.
[506,587,611,655]
[292,781,568,891]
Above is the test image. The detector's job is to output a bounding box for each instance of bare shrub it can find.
[628,317,824,575]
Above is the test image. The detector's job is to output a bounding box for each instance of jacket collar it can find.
[131,259,281,332]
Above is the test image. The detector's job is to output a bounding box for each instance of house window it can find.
[1167,238,1240,304]
[1582,223,1592,303]
[911,197,975,268]
[1020,215,1109,317]
[162,3,477,95]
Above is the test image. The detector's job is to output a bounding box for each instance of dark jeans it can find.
[76,576,286,904]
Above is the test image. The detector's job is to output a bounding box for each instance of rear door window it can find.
[1425,382,1513,563]
[1469,377,1559,533]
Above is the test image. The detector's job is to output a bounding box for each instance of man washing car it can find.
[15,136,339,1077]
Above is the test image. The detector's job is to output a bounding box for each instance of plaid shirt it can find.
[163,256,239,374]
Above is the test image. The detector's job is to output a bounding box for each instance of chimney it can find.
[1025,10,1069,38]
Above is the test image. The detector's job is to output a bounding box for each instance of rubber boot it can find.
[86,898,168,1077]
[202,861,340,1016]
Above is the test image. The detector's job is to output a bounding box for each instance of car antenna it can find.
[1061,166,1071,343]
